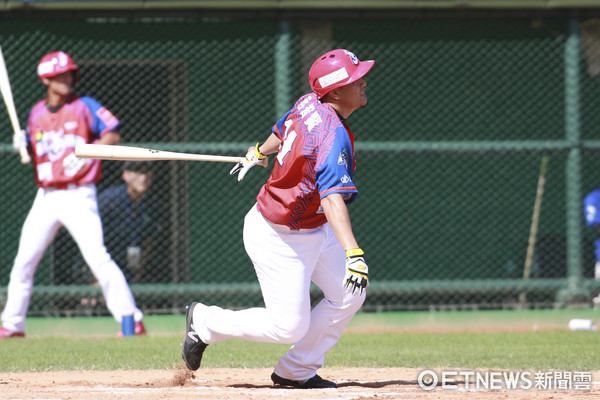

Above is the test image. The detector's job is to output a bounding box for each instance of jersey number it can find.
[277,119,297,166]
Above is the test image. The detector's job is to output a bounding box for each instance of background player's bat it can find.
[0,45,30,164]
[75,143,245,163]
[519,156,549,304]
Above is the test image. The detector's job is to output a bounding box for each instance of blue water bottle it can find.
[122,314,135,336]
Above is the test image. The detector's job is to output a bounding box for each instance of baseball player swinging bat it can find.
[75,143,244,163]
[0,45,30,164]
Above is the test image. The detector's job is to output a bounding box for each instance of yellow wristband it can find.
[346,248,364,258]
[254,143,267,159]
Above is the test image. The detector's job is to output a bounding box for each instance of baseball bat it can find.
[75,143,245,163]
[519,156,549,304]
[0,45,30,164]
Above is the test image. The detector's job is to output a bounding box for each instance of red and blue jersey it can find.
[256,93,358,229]
[27,94,120,188]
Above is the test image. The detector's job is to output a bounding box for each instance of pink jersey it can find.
[27,94,120,188]
[257,93,358,230]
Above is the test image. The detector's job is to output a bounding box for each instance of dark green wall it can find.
[0,14,598,302]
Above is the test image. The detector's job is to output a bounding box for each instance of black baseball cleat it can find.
[271,372,338,389]
[181,302,208,371]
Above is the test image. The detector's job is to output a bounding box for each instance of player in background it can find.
[584,188,600,308]
[97,161,166,283]
[70,161,166,285]
[585,189,600,278]
[182,49,374,388]
[0,51,145,338]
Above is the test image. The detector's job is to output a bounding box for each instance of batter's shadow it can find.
[230,379,417,389]
[337,379,418,388]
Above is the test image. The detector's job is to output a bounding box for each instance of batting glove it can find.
[230,143,268,181]
[344,248,369,296]
[63,152,90,176]
[12,129,26,152]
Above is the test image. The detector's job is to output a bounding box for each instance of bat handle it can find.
[19,146,30,164]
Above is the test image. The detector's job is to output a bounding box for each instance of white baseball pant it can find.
[193,203,365,380]
[1,184,142,332]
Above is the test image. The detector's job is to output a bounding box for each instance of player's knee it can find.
[82,249,112,269]
[13,250,44,276]
[9,262,35,283]
[91,260,126,286]
[273,318,309,343]
[346,291,366,312]
[329,291,366,315]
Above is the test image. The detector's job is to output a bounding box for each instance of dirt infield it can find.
[1,367,598,400]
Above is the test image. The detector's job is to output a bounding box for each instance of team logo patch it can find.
[96,107,116,125]
[318,67,349,88]
[341,175,350,184]
[344,50,359,65]
[337,150,348,169]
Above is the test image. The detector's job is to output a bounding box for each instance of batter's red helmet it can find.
[37,51,80,82]
[309,49,374,99]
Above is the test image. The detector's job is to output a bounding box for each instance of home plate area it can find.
[1,367,598,400]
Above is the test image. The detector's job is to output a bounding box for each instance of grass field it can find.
[2,309,600,372]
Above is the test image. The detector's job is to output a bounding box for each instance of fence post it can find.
[556,18,589,306]
[274,19,292,118]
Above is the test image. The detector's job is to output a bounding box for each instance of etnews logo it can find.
[417,369,592,391]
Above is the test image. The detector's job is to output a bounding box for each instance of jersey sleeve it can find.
[315,125,357,201]
[80,96,121,139]
[584,191,600,227]
[272,110,292,140]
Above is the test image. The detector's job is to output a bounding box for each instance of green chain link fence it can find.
[1,8,600,316]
